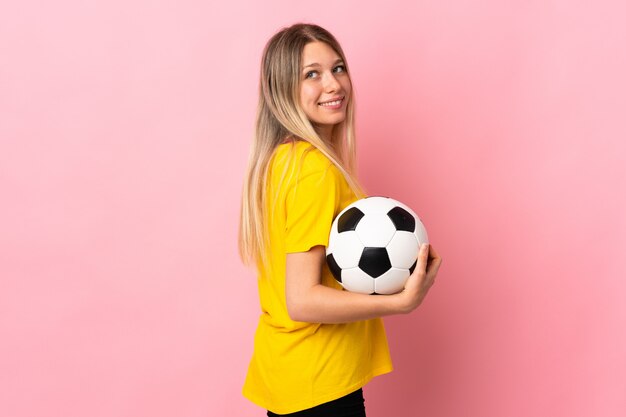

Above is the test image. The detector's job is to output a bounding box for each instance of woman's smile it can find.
[318,96,345,109]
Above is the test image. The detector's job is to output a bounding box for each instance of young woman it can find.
[238,23,442,416]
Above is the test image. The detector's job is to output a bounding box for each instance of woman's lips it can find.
[318,97,344,109]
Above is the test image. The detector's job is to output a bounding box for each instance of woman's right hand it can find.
[397,243,442,314]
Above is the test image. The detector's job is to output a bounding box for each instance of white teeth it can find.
[319,99,342,107]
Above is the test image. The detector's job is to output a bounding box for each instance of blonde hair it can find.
[238,23,366,273]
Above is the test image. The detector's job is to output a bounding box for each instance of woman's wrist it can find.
[391,289,422,315]
[388,291,410,315]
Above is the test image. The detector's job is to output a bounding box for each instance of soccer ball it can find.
[326,196,429,295]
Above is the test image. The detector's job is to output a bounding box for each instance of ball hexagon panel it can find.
[374,268,410,295]
[354,214,396,247]
[386,231,419,269]
[413,218,429,247]
[342,267,375,294]
[328,230,364,269]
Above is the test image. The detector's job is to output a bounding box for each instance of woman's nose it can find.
[323,72,340,92]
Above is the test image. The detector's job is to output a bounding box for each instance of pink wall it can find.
[1,1,625,416]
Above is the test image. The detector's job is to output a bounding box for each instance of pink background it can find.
[2,1,625,416]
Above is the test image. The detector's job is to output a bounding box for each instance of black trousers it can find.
[267,389,366,417]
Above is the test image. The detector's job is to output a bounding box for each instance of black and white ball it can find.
[326,196,429,295]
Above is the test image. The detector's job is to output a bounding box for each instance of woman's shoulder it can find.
[273,139,333,174]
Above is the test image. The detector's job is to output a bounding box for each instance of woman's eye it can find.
[305,71,317,79]
[334,65,346,73]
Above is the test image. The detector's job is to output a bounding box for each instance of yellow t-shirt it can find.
[242,140,393,414]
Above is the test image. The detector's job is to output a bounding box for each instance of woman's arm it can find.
[285,243,441,324]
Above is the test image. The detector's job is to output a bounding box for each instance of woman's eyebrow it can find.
[302,58,344,70]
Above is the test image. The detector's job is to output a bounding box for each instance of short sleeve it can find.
[284,163,339,253]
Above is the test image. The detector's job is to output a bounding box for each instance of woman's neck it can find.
[315,124,334,144]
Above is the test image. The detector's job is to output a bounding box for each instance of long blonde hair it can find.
[238,23,366,272]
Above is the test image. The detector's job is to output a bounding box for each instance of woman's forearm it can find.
[287,283,409,324]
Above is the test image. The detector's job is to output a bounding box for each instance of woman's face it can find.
[299,41,351,139]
